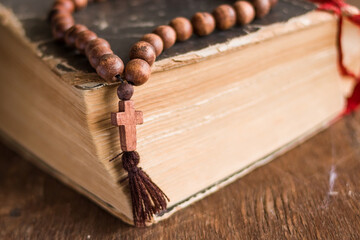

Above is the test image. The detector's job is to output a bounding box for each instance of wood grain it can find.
[111,101,143,152]
[1,111,360,239]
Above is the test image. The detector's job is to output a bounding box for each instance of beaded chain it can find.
[48,0,277,226]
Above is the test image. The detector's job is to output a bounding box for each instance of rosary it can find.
[49,0,290,226]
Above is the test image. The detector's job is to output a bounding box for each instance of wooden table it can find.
[1,111,360,239]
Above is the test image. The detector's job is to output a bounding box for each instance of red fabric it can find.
[309,0,360,114]
[345,82,360,114]
[349,14,360,25]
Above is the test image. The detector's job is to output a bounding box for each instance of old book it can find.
[0,0,358,225]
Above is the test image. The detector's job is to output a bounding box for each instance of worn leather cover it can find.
[0,0,315,74]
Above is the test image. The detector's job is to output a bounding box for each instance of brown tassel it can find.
[121,151,169,227]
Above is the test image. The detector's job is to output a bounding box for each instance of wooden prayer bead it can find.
[169,17,193,41]
[65,24,87,46]
[53,0,75,13]
[253,0,271,18]
[85,38,111,56]
[117,82,134,101]
[48,7,70,22]
[153,25,176,50]
[73,0,88,10]
[269,0,278,7]
[51,12,73,25]
[52,20,74,40]
[191,12,216,36]
[88,45,113,68]
[212,4,236,30]
[129,41,156,66]
[96,54,124,83]
[141,33,163,57]
[75,30,97,52]
[233,1,255,25]
[125,59,151,86]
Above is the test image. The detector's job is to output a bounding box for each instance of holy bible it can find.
[0,0,358,225]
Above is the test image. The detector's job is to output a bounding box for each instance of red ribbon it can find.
[310,0,360,114]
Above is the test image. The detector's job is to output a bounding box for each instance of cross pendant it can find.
[111,100,143,152]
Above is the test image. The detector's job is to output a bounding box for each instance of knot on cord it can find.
[122,151,140,173]
[119,150,169,226]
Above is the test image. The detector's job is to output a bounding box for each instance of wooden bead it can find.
[73,0,88,10]
[125,59,151,86]
[253,0,271,18]
[191,12,216,36]
[153,25,176,50]
[129,41,156,66]
[141,33,163,57]
[53,0,75,13]
[269,0,278,7]
[64,24,87,47]
[88,45,113,68]
[96,54,124,83]
[75,30,97,52]
[51,12,73,25]
[85,38,111,56]
[117,83,134,101]
[169,17,193,41]
[233,1,255,25]
[48,7,70,23]
[52,20,74,40]
[212,4,236,30]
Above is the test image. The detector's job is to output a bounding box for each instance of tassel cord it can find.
[120,151,169,227]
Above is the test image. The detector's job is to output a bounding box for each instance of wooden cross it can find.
[111,100,143,152]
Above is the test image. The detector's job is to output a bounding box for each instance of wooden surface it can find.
[1,111,360,239]
[1,0,359,238]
